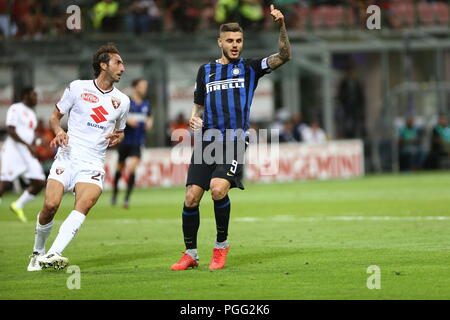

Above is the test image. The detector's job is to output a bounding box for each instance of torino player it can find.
[27,44,130,271]
[0,87,45,222]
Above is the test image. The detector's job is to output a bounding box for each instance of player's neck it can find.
[22,101,33,109]
[217,56,239,65]
[95,76,114,92]
[132,93,143,104]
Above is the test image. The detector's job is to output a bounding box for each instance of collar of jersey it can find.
[214,58,243,65]
[93,79,114,94]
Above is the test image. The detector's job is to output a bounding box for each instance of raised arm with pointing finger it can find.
[267,4,292,70]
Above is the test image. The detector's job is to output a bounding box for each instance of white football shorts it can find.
[0,142,45,182]
[47,156,105,192]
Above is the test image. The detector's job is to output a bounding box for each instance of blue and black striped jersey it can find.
[194,57,271,139]
[122,99,152,146]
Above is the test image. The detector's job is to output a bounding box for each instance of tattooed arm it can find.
[267,4,292,70]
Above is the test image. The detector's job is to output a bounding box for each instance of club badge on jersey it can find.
[111,97,121,109]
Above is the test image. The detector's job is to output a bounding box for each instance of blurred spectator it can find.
[398,118,424,171]
[0,0,17,38]
[13,0,46,39]
[43,0,71,36]
[199,0,217,30]
[279,119,296,143]
[337,66,366,139]
[127,0,162,34]
[169,112,190,145]
[92,0,121,32]
[215,0,264,31]
[166,0,201,33]
[35,118,56,176]
[301,119,327,144]
[292,112,307,142]
[425,114,450,169]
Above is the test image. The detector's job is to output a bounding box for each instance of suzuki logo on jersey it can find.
[206,78,245,94]
[90,106,109,124]
[81,93,99,103]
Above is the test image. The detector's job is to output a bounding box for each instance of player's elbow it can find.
[282,52,292,62]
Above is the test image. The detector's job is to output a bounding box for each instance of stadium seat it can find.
[311,6,326,29]
[344,7,356,27]
[322,6,343,29]
[294,6,310,30]
[432,2,449,25]
[418,2,435,25]
[391,2,415,27]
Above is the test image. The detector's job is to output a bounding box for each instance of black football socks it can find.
[182,204,200,250]
[214,195,230,243]
[125,173,136,202]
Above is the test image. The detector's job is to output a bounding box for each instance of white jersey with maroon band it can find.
[55,79,130,167]
[5,102,37,146]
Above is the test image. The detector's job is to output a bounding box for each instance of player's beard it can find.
[223,48,241,63]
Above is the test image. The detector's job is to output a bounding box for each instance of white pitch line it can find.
[234,216,450,222]
[109,216,450,224]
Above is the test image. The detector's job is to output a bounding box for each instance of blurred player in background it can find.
[111,78,153,209]
[26,43,130,271]
[0,87,45,222]
[171,5,291,271]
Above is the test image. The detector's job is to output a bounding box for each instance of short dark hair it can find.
[92,43,120,78]
[132,78,146,87]
[21,86,34,100]
[219,22,243,35]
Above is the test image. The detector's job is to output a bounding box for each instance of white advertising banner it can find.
[103,140,364,189]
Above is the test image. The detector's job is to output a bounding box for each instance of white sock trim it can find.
[33,213,54,254]
[186,249,199,260]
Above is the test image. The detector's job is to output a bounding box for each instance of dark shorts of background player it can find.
[118,144,142,163]
[186,140,247,191]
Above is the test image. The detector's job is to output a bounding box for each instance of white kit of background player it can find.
[27,45,130,271]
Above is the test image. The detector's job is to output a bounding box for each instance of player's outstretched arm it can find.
[49,107,69,148]
[267,4,292,70]
[106,129,124,147]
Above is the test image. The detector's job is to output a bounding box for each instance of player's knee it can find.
[185,191,201,207]
[43,199,59,215]
[210,187,227,201]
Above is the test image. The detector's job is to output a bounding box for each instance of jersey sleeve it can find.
[193,65,206,106]
[117,96,130,130]
[5,105,18,127]
[56,81,77,114]
[248,57,272,78]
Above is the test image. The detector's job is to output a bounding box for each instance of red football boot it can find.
[209,247,230,270]
[170,253,199,271]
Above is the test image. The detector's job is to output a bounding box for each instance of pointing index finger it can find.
[270,4,274,12]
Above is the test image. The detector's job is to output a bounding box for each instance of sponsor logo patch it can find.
[56,168,64,175]
[81,93,99,103]
[90,106,109,124]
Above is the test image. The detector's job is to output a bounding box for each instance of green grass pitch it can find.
[1,172,449,300]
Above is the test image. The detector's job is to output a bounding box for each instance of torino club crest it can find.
[111,97,121,109]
